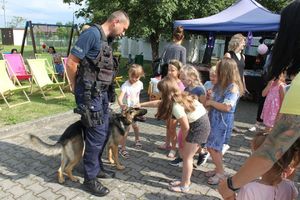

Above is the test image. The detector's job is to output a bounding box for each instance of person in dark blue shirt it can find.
[66,10,129,197]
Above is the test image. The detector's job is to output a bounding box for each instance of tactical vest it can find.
[74,24,115,128]
[76,24,115,102]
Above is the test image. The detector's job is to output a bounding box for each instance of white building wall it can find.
[121,36,217,62]
[13,29,26,46]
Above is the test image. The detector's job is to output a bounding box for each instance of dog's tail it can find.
[29,134,62,155]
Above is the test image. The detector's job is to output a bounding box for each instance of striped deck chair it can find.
[35,53,57,80]
[0,60,31,108]
[27,59,65,100]
[3,53,32,83]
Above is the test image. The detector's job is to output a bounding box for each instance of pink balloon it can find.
[257,44,268,55]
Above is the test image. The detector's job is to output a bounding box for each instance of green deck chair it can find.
[0,60,31,108]
[27,59,65,100]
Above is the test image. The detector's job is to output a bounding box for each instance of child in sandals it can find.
[205,58,244,185]
[139,76,210,193]
[117,64,144,158]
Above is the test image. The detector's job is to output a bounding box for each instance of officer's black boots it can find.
[83,179,110,197]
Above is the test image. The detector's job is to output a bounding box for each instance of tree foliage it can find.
[8,16,26,28]
[63,0,288,60]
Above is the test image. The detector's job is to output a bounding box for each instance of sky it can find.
[0,0,86,28]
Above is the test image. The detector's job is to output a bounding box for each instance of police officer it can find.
[66,10,129,197]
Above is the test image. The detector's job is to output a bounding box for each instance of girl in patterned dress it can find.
[205,58,244,185]
[261,72,286,132]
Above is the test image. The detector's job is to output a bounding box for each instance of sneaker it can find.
[83,179,110,197]
[197,152,209,166]
[222,144,230,155]
[169,157,183,167]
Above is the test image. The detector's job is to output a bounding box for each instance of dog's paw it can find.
[116,165,125,170]
[69,176,80,182]
[58,176,65,184]
[108,159,115,164]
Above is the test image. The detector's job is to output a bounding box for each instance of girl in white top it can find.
[236,132,299,200]
[117,64,144,158]
[140,76,210,193]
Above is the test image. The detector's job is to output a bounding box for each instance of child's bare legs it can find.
[208,147,224,175]
[181,143,199,186]
[264,126,272,132]
[120,126,130,150]
[159,120,171,149]
[119,126,131,158]
[132,123,140,141]
[168,119,177,150]
[132,123,142,148]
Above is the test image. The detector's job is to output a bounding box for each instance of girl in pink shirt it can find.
[236,132,299,200]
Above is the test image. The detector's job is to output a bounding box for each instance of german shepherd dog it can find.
[29,107,147,184]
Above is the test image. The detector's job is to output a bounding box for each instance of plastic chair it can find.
[2,53,32,82]
[0,60,31,108]
[27,59,65,100]
[147,77,161,101]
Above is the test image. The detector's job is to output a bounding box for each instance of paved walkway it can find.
[0,101,298,199]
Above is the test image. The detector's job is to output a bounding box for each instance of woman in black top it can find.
[224,34,248,93]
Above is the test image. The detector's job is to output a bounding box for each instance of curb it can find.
[0,110,77,139]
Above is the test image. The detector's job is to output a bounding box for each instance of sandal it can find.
[119,149,129,159]
[158,143,171,150]
[204,170,216,178]
[207,173,225,185]
[168,185,190,193]
[169,180,181,187]
[167,149,177,158]
[135,140,142,149]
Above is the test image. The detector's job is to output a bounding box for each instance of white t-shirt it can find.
[236,179,298,200]
[172,100,206,123]
[121,80,143,107]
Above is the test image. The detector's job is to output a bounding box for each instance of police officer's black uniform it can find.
[71,24,117,196]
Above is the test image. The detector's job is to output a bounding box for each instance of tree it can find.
[63,0,288,61]
[258,0,292,13]
[8,16,26,28]
[64,0,235,60]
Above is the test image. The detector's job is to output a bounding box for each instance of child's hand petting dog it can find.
[120,104,127,111]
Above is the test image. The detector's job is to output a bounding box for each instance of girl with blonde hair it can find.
[205,57,244,185]
[224,33,247,92]
[117,64,145,158]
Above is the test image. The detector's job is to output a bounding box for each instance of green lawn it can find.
[0,45,153,127]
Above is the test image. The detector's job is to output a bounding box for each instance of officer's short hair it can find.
[108,10,129,24]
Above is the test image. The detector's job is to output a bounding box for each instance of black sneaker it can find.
[197,152,209,166]
[169,157,183,167]
[83,179,110,197]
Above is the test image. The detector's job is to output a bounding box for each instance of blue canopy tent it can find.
[174,0,280,64]
[174,0,280,33]
[174,0,281,101]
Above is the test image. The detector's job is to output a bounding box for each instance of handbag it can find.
[152,48,168,77]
